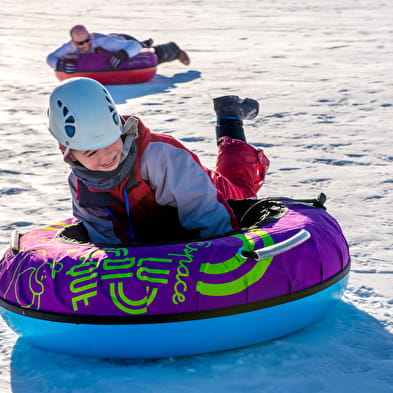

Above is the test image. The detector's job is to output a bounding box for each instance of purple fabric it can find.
[0,202,350,317]
[67,51,158,71]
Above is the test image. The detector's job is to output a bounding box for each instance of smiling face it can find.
[69,138,124,171]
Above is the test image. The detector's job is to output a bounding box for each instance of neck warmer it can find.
[71,135,137,191]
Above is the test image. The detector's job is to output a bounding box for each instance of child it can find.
[48,77,269,244]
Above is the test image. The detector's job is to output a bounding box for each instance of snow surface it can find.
[0,0,392,392]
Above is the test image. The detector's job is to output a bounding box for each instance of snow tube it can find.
[0,196,350,358]
[54,51,158,85]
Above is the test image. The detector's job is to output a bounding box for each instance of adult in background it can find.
[47,24,190,73]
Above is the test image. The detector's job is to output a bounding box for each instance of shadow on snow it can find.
[9,301,393,393]
[107,70,201,103]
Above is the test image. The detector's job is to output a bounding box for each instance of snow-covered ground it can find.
[0,0,392,392]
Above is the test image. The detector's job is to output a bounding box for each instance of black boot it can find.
[154,42,190,65]
[213,95,259,120]
[213,95,259,143]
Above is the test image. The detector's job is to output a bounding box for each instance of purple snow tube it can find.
[0,200,350,321]
[55,51,158,85]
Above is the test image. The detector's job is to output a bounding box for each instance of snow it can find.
[0,0,392,392]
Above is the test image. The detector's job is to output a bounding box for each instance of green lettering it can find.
[101,257,135,280]
[177,262,190,277]
[136,267,169,284]
[103,248,129,257]
[66,260,99,277]
[71,291,97,311]
[172,290,186,304]
[103,257,135,270]
[136,257,172,266]
[69,273,98,293]
[101,272,134,280]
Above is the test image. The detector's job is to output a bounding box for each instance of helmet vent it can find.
[65,115,75,123]
[102,90,119,126]
[108,104,118,125]
[56,99,76,138]
[65,125,76,137]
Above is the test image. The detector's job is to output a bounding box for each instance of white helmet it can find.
[48,77,123,151]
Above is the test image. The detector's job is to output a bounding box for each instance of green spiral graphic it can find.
[197,229,274,296]
[110,282,158,314]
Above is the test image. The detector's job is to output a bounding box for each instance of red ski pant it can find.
[208,136,270,200]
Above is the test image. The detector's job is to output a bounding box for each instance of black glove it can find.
[141,38,154,48]
[108,50,129,69]
[56,58,78,73]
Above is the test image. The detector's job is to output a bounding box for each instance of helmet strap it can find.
[62,146,70,158]
[122,117,139,137]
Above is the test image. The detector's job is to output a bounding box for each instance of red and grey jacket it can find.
[68,117,270,245]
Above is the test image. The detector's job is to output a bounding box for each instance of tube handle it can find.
[10,230,20,256]
[240,229,311,261]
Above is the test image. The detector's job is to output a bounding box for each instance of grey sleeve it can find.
[46,42,78,68]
